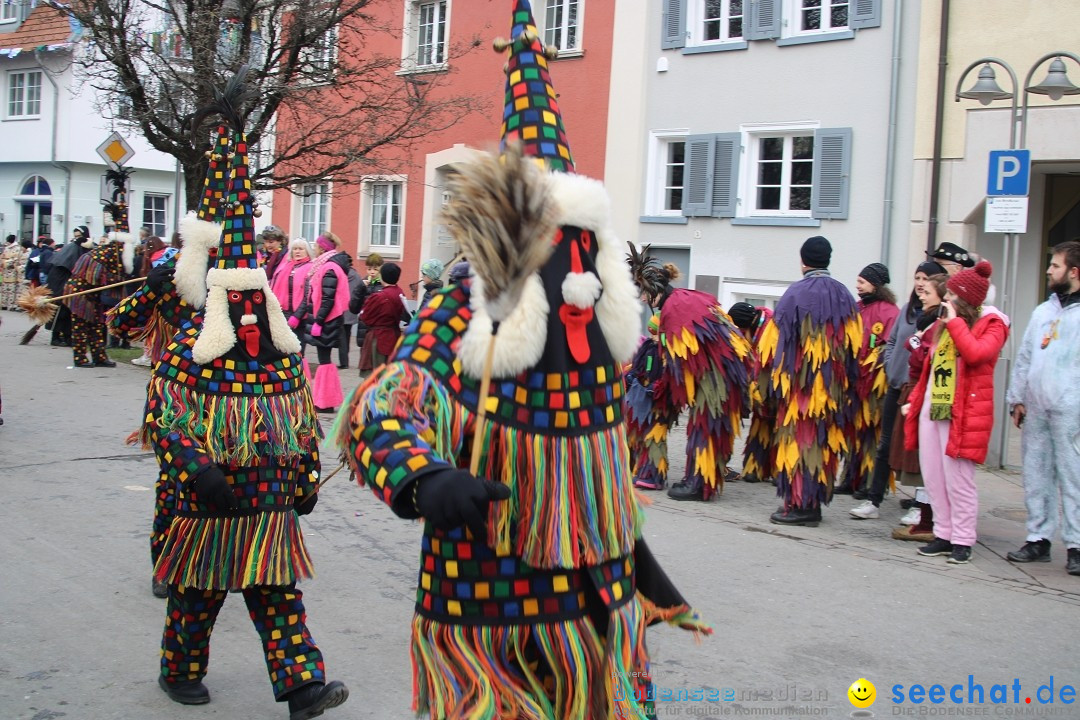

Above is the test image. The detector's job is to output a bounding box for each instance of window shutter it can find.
[661,0,687,49]
[811,127,852,219]
[850,0,883,29]
[683,134,715,217]
[711,133,741,218]
[747,0,780,40]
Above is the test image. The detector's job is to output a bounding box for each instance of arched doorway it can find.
[16,176,52,242]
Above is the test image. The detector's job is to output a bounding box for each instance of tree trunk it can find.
[184,155,211,213]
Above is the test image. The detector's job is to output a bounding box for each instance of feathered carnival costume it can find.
[339,3,709,717]
[842,263,899,494]
[727,302,776,484]
[144,72,348,716]
[623,245,751,501]
[760,237,863,524]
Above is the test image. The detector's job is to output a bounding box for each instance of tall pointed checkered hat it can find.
[498,0,574,172]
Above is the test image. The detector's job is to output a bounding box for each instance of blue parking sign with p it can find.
[987,150,1031,196]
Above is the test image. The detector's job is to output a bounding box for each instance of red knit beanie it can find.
[947,260,992,307]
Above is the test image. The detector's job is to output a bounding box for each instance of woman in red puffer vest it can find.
[903,261,1008,565]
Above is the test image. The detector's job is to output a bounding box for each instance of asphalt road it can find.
[1,308,1077,720]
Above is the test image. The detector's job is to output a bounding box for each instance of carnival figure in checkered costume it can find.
[145,71,348,719]
[339,3,709,718]
[110,125,232,598]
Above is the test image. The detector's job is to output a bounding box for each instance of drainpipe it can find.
[879,0,905,263]
[37,50,71,242]
[926,0,950,253]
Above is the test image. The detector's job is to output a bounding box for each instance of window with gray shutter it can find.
[850,0,882,29]
[682,134,715,217]
[662,0,687,49]
[711,133,741,218]
[810,127,852,219]
[747,0,780,40]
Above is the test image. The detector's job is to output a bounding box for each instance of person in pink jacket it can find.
[902,261,1009,564]
[289,232,351,412]
[270,239,313,349]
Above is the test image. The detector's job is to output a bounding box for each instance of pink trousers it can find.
[918,395,978,547]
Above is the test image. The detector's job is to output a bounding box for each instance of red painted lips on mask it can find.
[237,324,261,357]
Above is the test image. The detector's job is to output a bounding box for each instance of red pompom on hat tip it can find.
[974,260,992,277]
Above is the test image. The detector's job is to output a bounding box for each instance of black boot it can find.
[286,681,349,720]
[667,480,704,502]
[769,506,822,527]
[158,675,210,705]
[1006,539,1051,563]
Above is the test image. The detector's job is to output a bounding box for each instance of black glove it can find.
[294,491,318,516]
[193,467,238,511]
[412,469,511,540]
[146,264,174,293]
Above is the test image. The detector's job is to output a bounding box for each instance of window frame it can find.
[142,193,170,238]
[300,24,339,80]
[297,182,332,242]
[1,0,19,23]
[538,0,584,56]
[687,0,745,47]
[402,0,449,73]
[738,123,819,219]
[363,178,405,250]
[782,0,850,39]
[7,69,43,120]
[644,130,690,218]
[744,132,816,218]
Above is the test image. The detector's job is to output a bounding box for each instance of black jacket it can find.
[298,251,352,348]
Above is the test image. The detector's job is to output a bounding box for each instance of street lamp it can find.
[954,51,1080,467]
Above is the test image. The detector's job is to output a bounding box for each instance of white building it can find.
[1,1,179,244]
[605,0,920,307]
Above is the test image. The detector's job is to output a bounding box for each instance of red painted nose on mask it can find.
[560,238,592,365]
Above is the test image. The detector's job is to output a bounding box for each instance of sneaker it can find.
[1006,539,1051,563]
[849,500,880,520]
[131,355,152,367]
[917,538,953,557]
[1067,548,1080,576]
[899,506,921,526]
[947,545,972,564]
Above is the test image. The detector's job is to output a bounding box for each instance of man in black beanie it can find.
[759,236,862,525]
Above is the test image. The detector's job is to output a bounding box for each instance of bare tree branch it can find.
[55,0,486,210]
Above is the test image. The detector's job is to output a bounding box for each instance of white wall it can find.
[608,0,920,304]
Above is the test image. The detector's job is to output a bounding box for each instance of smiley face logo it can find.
[848,678,876,708]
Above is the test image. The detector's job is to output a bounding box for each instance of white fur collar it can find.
[191,276,301,364]
[457,172,642,377]
[175,213,222,308]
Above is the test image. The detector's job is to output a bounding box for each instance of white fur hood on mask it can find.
[457,170,643,379]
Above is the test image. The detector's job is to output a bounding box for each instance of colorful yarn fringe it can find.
[758,275,862,508]
[347,362,641,570]
[410,597,658,720]
[141,375,322,466]
[154,509,314,590]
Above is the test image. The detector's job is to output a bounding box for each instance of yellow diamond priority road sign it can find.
[96,132,135,168]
